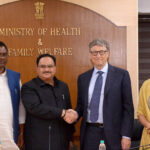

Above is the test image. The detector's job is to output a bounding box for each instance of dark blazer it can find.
[21,77,74,150]
[76,64,134,150]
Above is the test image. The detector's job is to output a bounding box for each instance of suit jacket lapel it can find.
[84,69,94,109]
[104,64,116,96]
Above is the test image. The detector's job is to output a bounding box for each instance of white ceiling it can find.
[139,0,150,13]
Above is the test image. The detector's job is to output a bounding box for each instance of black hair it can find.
[0,41,8,51]
[36,54,56,66]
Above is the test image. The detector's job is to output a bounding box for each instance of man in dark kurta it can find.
[21,54,74,150]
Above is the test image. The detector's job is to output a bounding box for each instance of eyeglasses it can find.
[38,65,55,69]
[0,53,7,57]
[90,50,108,56]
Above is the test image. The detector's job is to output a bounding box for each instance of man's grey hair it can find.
[89,39,110,51]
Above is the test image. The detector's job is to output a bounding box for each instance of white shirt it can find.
[0,70,25,150]
[87,63,108,123]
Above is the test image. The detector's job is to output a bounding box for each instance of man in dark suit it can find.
[65,39,134,150]
[21,54,74,150]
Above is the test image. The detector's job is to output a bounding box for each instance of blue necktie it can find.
[89,71,103,122]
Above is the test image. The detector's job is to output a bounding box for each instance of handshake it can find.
[61,109,78,124]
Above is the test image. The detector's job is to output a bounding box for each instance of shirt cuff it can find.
[122,136,131,140]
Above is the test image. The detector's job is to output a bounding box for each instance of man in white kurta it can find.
[0,41,25,150]
[0,70,25,150]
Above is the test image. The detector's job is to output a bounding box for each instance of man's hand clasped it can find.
[62,109,78,124]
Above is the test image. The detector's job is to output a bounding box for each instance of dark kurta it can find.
[21,77,74,150]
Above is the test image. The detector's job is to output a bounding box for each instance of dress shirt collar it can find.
[37,76,59,87]
[93,63,108,75]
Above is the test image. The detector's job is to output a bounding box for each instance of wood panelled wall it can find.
[0,0,126,147]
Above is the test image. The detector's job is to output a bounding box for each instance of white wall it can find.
[139,0,150,13]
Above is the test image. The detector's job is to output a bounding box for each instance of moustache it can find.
[43,71,51,74]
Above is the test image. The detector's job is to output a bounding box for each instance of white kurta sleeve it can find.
[19,80,26,124]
